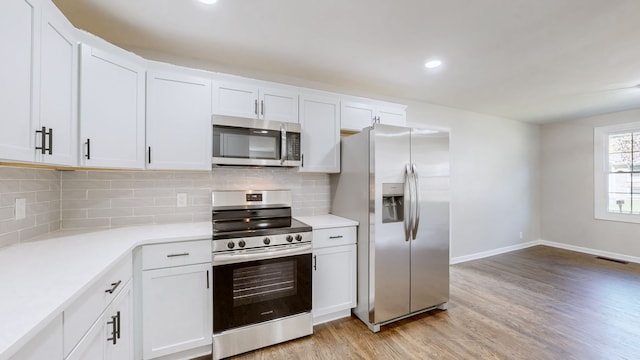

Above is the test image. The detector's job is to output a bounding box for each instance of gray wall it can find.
[541,108,640,258]
[404,101,541,260]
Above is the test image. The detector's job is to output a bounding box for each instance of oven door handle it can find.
[212,243,312,266]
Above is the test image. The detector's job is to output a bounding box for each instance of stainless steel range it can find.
[211,190,313,359]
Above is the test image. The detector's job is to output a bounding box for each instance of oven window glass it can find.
[233,261,297,306]
[213,253,311,333]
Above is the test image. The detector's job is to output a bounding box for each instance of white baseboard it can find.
[450,239,640,265]
[537,239,640,265]
[450,241,540,264]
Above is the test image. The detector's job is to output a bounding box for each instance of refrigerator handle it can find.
[411,163,420,240]
[404,164,412,242]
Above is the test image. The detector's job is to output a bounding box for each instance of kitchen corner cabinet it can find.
[146,67,212,170]
[0,0,78,166]
[312,226,357,325]
[341,101,406,133]
[79,43,145,169]
[66,282,133,360]
[212,81,299,123]
[298,94,340,173]
[137,240,212,360]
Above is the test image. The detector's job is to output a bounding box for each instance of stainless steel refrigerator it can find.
[330,124,450,332]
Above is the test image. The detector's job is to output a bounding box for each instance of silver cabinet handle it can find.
[254,99,258,115]
[166,252,190,258]
[261,100,264,115]
[412,163,420,240]
[329,235,343,239]
[105,280,122,294]
[313,255,317,271]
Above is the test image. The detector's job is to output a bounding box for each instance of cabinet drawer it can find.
[142,240,211,270]
[313,226,356,249]
[63,253,132,357]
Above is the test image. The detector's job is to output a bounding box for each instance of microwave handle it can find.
[280,124,286,164]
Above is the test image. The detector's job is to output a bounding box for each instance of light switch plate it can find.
[15,198,26,220]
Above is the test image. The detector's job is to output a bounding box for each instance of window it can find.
[594,122,640,223]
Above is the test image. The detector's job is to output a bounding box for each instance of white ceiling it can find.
[52,0,640,123]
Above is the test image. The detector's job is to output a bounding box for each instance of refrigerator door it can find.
[410,129,450,312]
[370,124,412,324]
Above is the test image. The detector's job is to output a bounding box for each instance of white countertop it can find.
[0,222,211,360]
[295,214,358,229]
[0,215,357,359]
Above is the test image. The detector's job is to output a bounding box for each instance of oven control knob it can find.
[263,237,271,245]
[295,234,303,242]
[286,235,293,243]
[227,241,235,249]
[238,240,246,248]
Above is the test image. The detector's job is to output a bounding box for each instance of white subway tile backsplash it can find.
[61,218,110,229]
[0,165,331,241]
[60,167,330,229]
[0,167,61,247]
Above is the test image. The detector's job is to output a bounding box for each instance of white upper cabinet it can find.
[79,43,146,169]
[146,65,212,170]
[298,94,340,173]
[341,100,406,132]
[212,81,299,123]
[0,0,40,163]
[38,0,78,166]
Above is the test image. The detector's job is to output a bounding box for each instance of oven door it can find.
[212,244,312,333]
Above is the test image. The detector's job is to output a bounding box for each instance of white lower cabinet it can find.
[312,226,357,325]
[66,282,133,360]
[137,240,212,360]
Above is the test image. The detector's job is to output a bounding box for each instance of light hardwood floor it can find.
[226,246,640,359]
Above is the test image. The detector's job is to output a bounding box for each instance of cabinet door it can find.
[377,106,406,127]
[0,0,40,162]
[260,87,298,123]
[340,101,375,132]
[79,44,145,169]
[146,70,212,170]
[141,263,212,360]
[312,244,356,324]
[299,94,340,173]
[212,81,259,119]
[11,314,63,360]
[38,0,77,166]
[105,284,133,360]
[66,283,132,360]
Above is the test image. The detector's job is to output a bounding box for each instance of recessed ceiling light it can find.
[199,0,218,4]
[424,59,443,69]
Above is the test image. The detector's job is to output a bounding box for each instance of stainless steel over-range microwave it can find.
[212,115,302,167]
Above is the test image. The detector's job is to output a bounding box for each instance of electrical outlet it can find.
[15,198,26,220]
[177,193,188,208]
[519,231,523,240]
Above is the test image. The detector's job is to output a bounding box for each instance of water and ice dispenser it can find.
[382,183,404,223]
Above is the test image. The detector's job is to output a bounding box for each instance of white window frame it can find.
[594,121,640,223]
